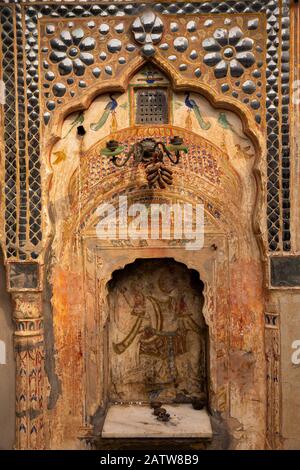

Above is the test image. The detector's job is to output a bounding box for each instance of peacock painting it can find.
[90,94,118,132]
[184,92,211,130]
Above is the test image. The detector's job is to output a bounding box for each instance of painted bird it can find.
[138,69,164,84]
[63,113,84,139]
[53,150,67,165]
[218,112,248,141]
[185,92,211,130]
[90,94,118,131]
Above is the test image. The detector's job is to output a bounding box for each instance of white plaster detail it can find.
[0,80,6,105]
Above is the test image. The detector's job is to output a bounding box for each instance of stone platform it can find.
[102,404,213,439]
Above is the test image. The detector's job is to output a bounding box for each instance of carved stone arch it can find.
[56,185,243,267]
[97,252,216,349]
[45,55,264,149]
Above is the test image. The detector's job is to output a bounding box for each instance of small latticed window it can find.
[136,88,168,124]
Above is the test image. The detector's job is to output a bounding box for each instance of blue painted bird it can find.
[185,92,211,130]
[90,94,118,131]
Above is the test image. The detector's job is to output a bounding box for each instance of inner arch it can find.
[107,257,208,405]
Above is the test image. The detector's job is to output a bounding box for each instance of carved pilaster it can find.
[265,312,282,450]
[12,292,45,450]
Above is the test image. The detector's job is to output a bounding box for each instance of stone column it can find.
[265,311,281,450]
[12,292,45,450]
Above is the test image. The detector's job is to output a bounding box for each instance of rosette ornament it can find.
[202,26,255,79]
[50,28,95,76]
[131,11,164,57]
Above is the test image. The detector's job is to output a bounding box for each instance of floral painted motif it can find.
[50,28,95,76]
[202,26,255,79]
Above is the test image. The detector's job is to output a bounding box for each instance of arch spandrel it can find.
[77,126,242,200]
[45,56,265,450]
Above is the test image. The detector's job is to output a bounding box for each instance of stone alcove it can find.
[43,59,266,449]
[100,258,210,439]
[107,258,208,405]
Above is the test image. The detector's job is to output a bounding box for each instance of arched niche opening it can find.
[107,258,208,405]
[101,257,212,439]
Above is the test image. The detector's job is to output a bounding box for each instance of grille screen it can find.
[136,89,168,124]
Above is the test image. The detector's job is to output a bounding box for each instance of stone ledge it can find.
[102,404,213,439]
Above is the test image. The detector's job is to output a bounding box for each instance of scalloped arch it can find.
[43,56,267,260]
[44,55,264,155]
[102,256,213,329]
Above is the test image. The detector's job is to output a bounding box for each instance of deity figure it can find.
[111,262,207,402]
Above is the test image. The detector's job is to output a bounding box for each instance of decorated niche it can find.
[0,0,294,451]
[44,52,266,447]
[108,259,208,405]
[0,1,291,263]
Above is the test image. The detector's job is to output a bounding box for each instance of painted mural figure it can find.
[90,94,118,131]
[184,92,211,130]
[110,261,207,402]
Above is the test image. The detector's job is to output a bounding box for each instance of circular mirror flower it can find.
[50,28,95,77]
[131,11,164,57]
[202,27,255,79]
